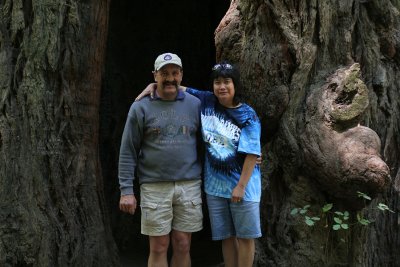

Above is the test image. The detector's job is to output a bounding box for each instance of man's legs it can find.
[141,180,201,267]
[148,234,170,267]
[140,183,175,267]
[222,237,238,267]
[170,180,203,267]
[170,230,192,267]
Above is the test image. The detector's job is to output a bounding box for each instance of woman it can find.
[142,62,262,267]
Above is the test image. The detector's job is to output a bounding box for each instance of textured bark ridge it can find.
[0,1,118,266]
[215,0,399,266]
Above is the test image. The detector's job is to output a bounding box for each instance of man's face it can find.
[154,64,183,99]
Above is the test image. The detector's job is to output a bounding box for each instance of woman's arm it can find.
[135,83,157,101]
[231,154,258,202]
[135,83,188,101]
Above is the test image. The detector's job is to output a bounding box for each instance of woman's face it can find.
[213,77,235,106]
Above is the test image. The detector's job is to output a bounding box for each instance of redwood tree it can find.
[0,1,118,266]
[215,0,400,266]
[1,0,400,267]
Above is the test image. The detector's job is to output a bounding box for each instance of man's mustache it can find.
[162,81,178,87]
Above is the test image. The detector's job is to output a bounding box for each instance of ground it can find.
[120,234,224,267]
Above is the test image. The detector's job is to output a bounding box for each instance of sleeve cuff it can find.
[120,187,134,196]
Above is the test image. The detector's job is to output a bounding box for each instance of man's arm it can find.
[118,105,143,214]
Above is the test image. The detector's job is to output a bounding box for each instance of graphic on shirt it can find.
[202,113,239,158]
[146,108,196,145]
[202,109,242,176]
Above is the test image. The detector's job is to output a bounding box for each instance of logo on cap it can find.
[154,53,182,71]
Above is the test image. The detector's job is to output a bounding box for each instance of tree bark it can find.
[0,1,118,266]
[215,0,400,266]
[2,0,400,266]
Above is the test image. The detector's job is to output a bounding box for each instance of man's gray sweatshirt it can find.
[118,91,202,195]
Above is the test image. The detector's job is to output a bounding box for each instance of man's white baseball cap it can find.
[154,53,182,71]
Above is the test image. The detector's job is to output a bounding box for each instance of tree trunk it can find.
[0,0,118,266]
[215,0,400,266]
[2,0,400,266]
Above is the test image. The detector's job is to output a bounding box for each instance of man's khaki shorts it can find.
[140,179,203,236]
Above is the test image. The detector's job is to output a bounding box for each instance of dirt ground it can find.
[120,234,224,267]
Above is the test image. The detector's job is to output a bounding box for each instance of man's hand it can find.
[119,194,137,215]
[135,83,157,101]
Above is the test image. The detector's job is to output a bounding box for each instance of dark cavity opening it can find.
[335,89,357,105]
[100,1,230,266]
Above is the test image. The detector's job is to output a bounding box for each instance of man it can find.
[118,53,203,267]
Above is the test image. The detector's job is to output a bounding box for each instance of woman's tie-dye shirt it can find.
[186,88,262,202]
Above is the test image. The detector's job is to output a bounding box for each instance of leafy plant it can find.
[291,205,321,226]
[290,192,394,231]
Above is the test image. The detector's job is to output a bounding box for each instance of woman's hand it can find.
[135,83,157,101]
[231,184,245,203]
[256,153,262,165]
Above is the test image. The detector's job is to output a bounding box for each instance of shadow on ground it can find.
[120,232,223,267]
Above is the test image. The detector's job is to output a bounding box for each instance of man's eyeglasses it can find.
[212,63,233,71]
